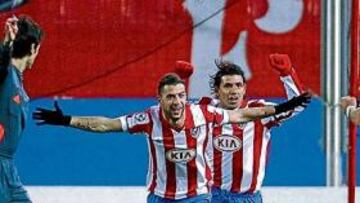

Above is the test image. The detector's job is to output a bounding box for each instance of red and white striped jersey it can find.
[119,103,229,200]
[201,69,305,194]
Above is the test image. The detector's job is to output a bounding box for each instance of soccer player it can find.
[0,15,43,203]
[340,96,360,124]
[33,73,310,202]
[197,54,308,202]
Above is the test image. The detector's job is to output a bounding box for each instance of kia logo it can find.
[213,135,242,152]
[166,149,196,163]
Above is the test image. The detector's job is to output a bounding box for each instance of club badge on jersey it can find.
[191,127,201,139]
[127,112,150,129]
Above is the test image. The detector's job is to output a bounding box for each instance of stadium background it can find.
[0,0,357,202]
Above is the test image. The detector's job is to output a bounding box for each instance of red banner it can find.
[0,0,320,98]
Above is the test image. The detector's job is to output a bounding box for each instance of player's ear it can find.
[214,87,220,99]
[242,84,247,99]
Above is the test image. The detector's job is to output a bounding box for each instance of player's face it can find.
[159,83,187,122]
[26,44,40,70]
[216,74,246,110]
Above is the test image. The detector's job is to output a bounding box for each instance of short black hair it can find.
[158,73,185,95]
[210,59,246,94]
[12,15,44,59]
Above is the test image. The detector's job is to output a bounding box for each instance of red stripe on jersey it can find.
[212,125,223,187]
[199,105,213,123]
[160,113,177,199]
[230,124,243,192]
[145,113,157,192]
[249,120,264,193]
[185,128,198,197]
[148,138,158,191]
[185,104,194,129]
[289,68,304,93]
[185,105,198,197]
[198,97,212,105]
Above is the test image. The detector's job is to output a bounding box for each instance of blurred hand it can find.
[269,53,292,76]
[340,96,357,109]
[4,16,18,45]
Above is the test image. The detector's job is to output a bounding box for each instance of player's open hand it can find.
[32,101,71,126]
[269,53,292,76]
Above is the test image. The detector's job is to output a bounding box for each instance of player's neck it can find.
[11,58,27,73]
[162,112,185,130]
[169,118,185,129]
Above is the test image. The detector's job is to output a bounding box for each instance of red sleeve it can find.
[198,97,212,105]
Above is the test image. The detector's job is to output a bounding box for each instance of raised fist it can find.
[269,53,292,76]
[175,60,194,80]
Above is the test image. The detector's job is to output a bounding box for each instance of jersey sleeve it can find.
[280,68,304,99]
[118,110,153,135]
[200,104,229,126]
[274,68,306,124]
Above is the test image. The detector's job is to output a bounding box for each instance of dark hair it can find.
[12,15,43,59]
[210,59,246,94]
[158,73,185,95]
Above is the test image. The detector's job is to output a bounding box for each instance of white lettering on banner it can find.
[184,0,303,98]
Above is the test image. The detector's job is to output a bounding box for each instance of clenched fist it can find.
[269,53,292,76]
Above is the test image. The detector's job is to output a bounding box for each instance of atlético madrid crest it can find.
[191,127,201,139]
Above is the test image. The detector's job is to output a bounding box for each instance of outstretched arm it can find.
[268,53,307,124]
[33,102,123,133]
[228,92,311,123]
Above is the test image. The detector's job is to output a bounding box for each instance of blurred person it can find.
[196,54,309,203]
[0,15,43,203]
[33,72,309,203]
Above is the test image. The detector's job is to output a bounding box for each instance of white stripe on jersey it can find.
[195,125,210,195]
[220,124,234,190]
[256,130,271,191]
[148,106,167,196]
[173,129,189,194]
[190,105,206,127]
[240,122,255,192]
[281,75,301,98]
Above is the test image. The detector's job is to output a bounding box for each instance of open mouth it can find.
[228,96,240,103]
[170,106,183,115]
